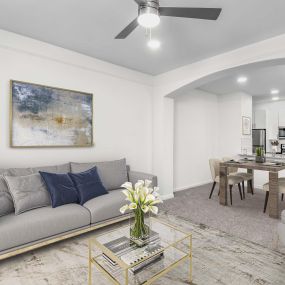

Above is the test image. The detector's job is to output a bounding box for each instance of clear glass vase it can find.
[130,208,150,246]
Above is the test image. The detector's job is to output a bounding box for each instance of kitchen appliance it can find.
[252,129,266,154]
[278,127,285,139]
[281,144,285,154]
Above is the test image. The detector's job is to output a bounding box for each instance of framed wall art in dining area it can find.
[10,80,93,147]
[242,116,251,135]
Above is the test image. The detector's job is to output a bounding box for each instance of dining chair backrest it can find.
[209,159,221,181]
[222,157,238,174]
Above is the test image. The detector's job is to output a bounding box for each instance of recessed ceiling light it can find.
[271,89,280,95]
[237,76,248,84]
[147,39,161,50]
[272,97,279,101]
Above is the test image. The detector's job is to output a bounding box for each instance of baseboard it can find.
[254,185,263,190]
[175,180,212,192]
[161,193,174,200]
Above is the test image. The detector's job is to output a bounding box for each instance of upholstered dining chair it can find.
[222,157,254,199]
[209,159,244,205]
[263,180,285,213]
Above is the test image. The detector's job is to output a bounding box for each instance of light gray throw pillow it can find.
[70,158,128,191]
[4,173,51,215]
[0,168,14,217]
[8,163,71,176]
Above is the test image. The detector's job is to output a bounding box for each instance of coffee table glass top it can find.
[89,217,192,285]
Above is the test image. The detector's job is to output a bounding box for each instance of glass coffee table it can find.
[88,217,192,285]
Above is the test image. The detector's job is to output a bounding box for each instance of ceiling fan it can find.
[115,0,222,39]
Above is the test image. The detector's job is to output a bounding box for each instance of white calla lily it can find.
[141,205,149,213]
[122,189,130,197]
[119,205,129,214]
[140,187,149,199]
[149,206,158,215]
[121,182,133,191]
[133,192,139,203]
[145,194,155,203]
[150,198,163,205]
[129,203,137,210]
[135,180,144,190]
[145,179,152,187]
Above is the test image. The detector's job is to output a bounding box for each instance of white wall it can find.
[174,90,254,191]
[217,92,252,157]
[174,89,219,190]
[0,30,153,173]
[217,93,243,156]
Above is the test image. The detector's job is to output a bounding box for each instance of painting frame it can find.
[242,116,251,136]
[10,80,94,148]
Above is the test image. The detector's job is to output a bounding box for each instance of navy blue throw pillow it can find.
[68,166,108,205]
[39,171,79,208]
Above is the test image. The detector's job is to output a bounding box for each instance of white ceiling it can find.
[199,65,285,102]
[1,0,285,75]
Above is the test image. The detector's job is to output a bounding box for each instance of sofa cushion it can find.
[0,168,14,217]
[0,204,90,252]
[8,163,70,176]
[40,172,79,208]
[71,159,128,191]
[68,166,108,205]
[83,189,126,224]
[4,173,51,215]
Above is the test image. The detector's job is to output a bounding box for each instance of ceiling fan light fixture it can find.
[138,6,160,28]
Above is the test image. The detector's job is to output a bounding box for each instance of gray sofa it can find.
[278,210,285,249]
[0,159,157,260]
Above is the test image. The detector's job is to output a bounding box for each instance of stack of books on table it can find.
[102,231,164,275]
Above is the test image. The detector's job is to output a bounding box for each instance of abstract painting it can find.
[10,80,93,147]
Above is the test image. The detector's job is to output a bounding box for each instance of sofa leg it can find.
[242,181,245,199]
[209,182,216,199]
[282,193,284,201]
[264,191,269,213]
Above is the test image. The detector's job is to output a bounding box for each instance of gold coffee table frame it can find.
[88,217,192,285]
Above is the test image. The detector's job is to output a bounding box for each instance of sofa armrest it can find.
[128,171,158,187]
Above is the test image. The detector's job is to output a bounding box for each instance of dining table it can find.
[219,159,285,218]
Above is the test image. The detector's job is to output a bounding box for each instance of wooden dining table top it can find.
[220,160,285,172]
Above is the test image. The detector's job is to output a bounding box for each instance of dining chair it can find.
[209,159,244,205]
[263,180,285,213]
[222,157,254,199]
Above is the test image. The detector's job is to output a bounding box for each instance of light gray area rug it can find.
[0,213,284,285]
[161,184,285,251]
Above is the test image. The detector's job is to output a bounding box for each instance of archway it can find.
[152,33,285,199]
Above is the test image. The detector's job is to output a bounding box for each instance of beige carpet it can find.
[161,184,285,251]
[0,213,284,285]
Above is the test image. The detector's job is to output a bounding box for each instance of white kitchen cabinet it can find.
[253,109,266,129]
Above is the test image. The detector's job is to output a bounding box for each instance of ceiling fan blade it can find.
[115,18,139,39]
[159,7,222,20]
